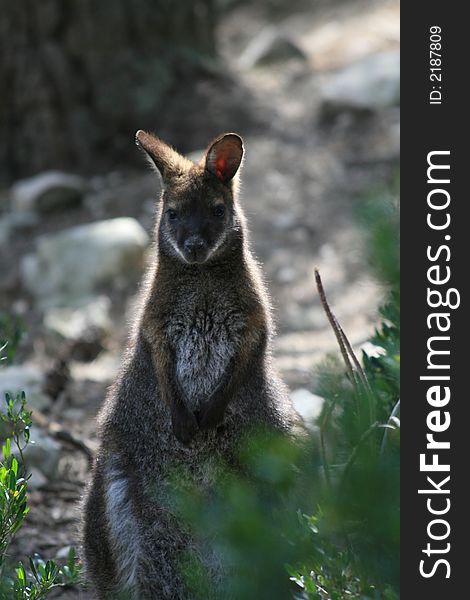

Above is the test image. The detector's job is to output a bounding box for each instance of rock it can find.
[56,545,73,561]
[21,218,149,307]
[61,407,86,421]
[43,295,111,360]
[239,27,307,69]
[0,365,49,411]
[28,468,48,490]
[291,388,324,428]
[0,212,39,246]
[320,50,400,114]
[44,296,111,339]
[23,427,60,480]
[11,171,86,214]
[70,351,120,385]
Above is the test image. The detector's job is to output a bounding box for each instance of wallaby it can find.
[82,131,299,599]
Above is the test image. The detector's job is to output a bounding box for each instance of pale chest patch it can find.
[169,300,245,410]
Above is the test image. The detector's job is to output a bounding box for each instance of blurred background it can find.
[0,0,399,595]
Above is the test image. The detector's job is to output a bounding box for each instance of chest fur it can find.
[166,294,246,409]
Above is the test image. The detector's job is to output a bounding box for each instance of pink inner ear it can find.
[207,134,243,182]
[215,156,227,180]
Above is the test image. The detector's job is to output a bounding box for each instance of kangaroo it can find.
[82,131,299,599]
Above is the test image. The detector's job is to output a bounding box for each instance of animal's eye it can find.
[167,209,178,221]
[214,204,225,218]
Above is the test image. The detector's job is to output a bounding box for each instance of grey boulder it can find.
[11,171,86,214]
[21,217,149,307]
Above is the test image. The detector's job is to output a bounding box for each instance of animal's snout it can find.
[183,236,208,263]
[184,237,205,252]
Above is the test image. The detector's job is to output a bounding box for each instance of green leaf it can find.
[17,562,26,586]
[3,437,11,461]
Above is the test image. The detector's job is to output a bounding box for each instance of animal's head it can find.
[136,130,244,265]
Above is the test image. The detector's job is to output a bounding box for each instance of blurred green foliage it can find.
[358,170,400,291]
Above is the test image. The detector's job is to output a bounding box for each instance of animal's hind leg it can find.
[84,451,154,599]
[82,463,118,598]
[133,501,190,599]
[85,451,191,599]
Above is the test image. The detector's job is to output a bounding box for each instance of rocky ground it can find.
[0,0,399,596]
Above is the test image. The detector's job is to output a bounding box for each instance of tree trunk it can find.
[0,0,217,182]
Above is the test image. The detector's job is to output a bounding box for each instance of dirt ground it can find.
[0,0,399,596]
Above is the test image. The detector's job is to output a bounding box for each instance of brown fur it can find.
[82,132,298,599]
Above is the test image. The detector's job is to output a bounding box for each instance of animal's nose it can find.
[184,237,206,254]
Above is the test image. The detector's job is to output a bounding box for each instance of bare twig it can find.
[314,270,357,386]
[315,269,376,422]
[336,319,372,395]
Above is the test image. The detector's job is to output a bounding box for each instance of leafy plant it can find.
[307,273,400,598]
[0,314,24,366]
[0,394,31,570]
[0,337,82,599]
[12,548,80,600]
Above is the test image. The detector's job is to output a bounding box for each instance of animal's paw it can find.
[172,403,198,446]
[197,397,226,431]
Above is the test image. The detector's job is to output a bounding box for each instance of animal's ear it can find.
[205,133,244,184]
[135,130,190,182]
